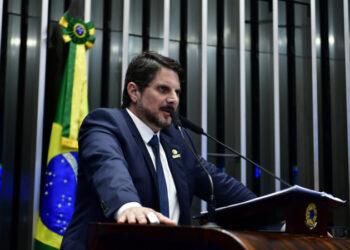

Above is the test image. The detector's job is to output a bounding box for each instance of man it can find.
[61,51,256,249]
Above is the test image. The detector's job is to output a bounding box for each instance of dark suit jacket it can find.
[61,108,256,250]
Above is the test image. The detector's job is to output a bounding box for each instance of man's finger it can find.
[135,213,148,224]
[126,213,137,224]
[117,214,126,223]
[155,212,177,226]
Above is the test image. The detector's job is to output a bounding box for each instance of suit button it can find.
[100,200,109,213]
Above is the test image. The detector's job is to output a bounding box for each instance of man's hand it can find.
[117,206,177,226]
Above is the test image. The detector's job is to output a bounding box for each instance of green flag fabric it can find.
[34,12,95,249]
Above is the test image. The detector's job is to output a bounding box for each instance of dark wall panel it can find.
[17,16,41,250]
[0,14,21,250]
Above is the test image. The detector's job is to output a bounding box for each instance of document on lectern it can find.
[214,185,346,213]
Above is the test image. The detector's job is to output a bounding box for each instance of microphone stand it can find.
[180,116,292,188]
[170,111,219,227]
[204,132,291,188]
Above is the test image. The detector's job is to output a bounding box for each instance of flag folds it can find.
[35,12,94,249]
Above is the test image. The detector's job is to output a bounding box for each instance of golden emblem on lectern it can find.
[305,203,318,230]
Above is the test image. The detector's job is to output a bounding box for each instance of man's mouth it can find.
[160,107,174,116]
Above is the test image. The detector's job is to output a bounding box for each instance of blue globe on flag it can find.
[40,152,78,236]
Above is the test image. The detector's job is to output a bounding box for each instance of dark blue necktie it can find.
[148,135,169,217]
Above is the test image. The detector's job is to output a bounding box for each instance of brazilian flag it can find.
[34,12,95,249]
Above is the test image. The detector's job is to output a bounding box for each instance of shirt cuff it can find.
[114,202,141,221]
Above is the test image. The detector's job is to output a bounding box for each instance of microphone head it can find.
[170,110,182,129]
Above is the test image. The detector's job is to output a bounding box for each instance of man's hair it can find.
[121,51,183,108]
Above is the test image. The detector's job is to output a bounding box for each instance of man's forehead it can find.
[152,81,180,88]
[151,69,181,88]
[156,67,180,77]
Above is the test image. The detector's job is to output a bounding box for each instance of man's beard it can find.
[138,103,172,129]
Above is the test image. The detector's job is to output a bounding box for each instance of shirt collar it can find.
[126,108,160,144]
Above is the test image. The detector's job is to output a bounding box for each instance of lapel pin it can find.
[172,149,181,159]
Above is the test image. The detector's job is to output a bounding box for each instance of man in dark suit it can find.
[61,51,256,249]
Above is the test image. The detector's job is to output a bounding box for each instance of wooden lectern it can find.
[87,186,350,249]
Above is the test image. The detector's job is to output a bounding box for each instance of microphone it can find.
[170,109,182,129]
[179,116,204,134]
[170,110,218,226]
[179,115,292,188]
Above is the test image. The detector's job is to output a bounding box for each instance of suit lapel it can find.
[121,109,158,187]
[160,133,190,222]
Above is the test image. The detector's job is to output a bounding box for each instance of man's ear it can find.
[127,82,140,103]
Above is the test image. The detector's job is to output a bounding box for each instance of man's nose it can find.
[166,91,179,104]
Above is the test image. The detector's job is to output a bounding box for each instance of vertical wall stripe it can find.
[163,0,170,56]
[84,0,91,22]
[239,0,246,185]
[201,0,208,159]
[32,0,49,245]
[310,0,319,191]
[201,0,208,212]
[343,0,350,203]
[121,0,130,100]
[273,0,281,191]
[84,0,91,83]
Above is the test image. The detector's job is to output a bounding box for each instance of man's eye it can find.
[158,86,168,93]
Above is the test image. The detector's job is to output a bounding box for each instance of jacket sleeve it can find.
[195,157,257,207]
[78,109,141,218]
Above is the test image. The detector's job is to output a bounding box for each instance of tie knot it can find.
[148,135,159,147]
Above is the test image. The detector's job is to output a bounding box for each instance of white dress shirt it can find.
[115,109,180,223]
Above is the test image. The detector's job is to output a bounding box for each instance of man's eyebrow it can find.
[155,84,170,89]
[158,84,169,87]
